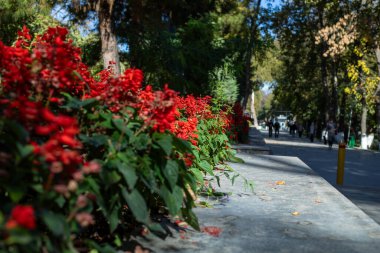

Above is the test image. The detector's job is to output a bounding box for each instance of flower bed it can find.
[0,27,246,252]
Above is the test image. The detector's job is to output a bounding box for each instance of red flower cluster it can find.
[170,117,199,146]
[0,26,87,101]
[183,153,195,167]
[15,25,32,48]
[138,85,180,132]
[0,41,32,95]
[227,103,251,141]
[2,97,83,179]
[169,95,215,146]
[175,95,212,119]
[88,68,144,112]
[6,205,36,230]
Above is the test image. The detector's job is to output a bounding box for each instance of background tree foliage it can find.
[0,0,54,45]
[269,0,380,148]
[9,0,380,147]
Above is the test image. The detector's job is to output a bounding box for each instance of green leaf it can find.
[109,205,120,232]
[190,168,204,184]
[31,184,43,193]
[114,235,122,247]
[102,170,121,186]
[213,155,219,165]
[215,175,221,187]
[116,152,138,190]
[159,185,183,215]
[42,211,66,236]
[79,134,108,148]
[121,188,149,224]
[192,149,200,160]
[60,94,98,110]
[6,230,33,245]
[131,133,150,150]
[6,120,29,142]
[115,158,138,190]
[228,155,245,163]
[99,113,113,129]
[163,160,178,190]
[231,173,239,185]
[147,223,166,235]
[173,136,193,153]
[55,195,66,208]
[8,186,26,202]
[86,177,100,195]
[153,133,173,155]
[17,144,34,160]
[111,118,132,137]
[198,161,214,176]
[181,208,200,231]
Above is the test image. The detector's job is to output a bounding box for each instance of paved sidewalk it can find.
[262,129,380,224]
[137,153,380,252]
[231,128,271,155]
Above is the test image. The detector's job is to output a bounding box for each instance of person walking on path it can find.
[289,120,296,137]
[297,123,304,138]
[309,122,315,142]
[326,119,336,150]
[274,120,280,138]
[267,119,273,137]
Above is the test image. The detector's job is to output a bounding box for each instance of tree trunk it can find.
[361,97,368,149]
[375,46,380,76]
[242,0,261,111]
[374,46,380,150]
[339,89,346,131]
[97,0,121,76]
[330,60,338,121]
[250,91,259,127]
[317,6,330,122]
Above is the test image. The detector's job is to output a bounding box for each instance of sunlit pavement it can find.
[260,129,380,224]
[139,135,380,252]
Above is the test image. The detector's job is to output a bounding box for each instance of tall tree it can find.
[67,0,121,75]
[241,0,262,112]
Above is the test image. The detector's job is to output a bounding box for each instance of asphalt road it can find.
[261,129,380,224]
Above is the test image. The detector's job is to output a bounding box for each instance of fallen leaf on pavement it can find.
[202,226,222,237]
[292,211,300,216]
[276,180,286,185]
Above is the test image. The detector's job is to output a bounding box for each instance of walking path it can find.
[137,128,380,252]
[263,129,380,224]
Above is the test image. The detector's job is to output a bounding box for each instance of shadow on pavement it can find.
[258,129,380,225]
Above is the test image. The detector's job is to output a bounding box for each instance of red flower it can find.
[138,84,179,132]
[7,205,36,230]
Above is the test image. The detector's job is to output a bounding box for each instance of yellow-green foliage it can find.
[345,44,379,114]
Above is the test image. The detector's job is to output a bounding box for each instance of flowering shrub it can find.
[227,103,251,143]
[0,26,245,252]
[172,95,238,190]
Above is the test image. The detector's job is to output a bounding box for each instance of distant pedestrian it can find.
[274,120,280,138]
[309,122,315,142]
[289,120,296,137]
[326,119,336,150]
[267,120,273,137]
[297,123,304,138]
